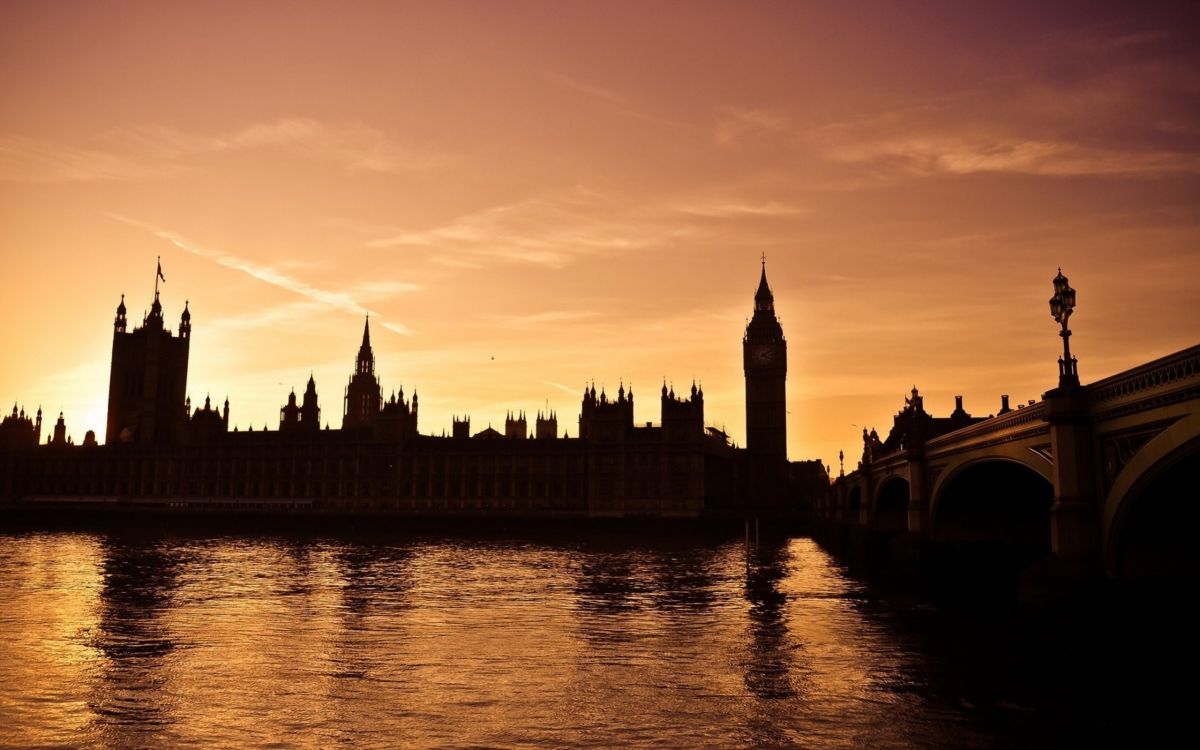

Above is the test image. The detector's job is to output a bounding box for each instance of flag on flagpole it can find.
[157,258,166,283]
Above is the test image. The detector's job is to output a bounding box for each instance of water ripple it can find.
[0,531,1060,748]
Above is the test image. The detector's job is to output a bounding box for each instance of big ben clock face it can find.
[752,345,775,365]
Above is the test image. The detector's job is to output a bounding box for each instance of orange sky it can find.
[2,1,1198,469]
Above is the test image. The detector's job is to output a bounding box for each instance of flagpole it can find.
[154,256,165,297]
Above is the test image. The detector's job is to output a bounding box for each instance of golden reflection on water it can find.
[1,531,991,749]
[0,533,103,748]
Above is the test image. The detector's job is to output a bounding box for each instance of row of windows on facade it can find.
[12,475,704,502]
[13,450,704,483]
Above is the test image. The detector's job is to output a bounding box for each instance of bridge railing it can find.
[1084,344,1200,406]
[858,343,1199,470]
[924,401,1048,449]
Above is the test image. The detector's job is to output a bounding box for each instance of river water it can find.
[0,529,1179,748]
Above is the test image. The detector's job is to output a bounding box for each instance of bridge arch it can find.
[930,457,1054,556]
[930,448,1052,509]
[874,476,910,534]
[1104,415,1200,580]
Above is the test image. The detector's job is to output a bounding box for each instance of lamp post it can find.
[1049,268,1079,388]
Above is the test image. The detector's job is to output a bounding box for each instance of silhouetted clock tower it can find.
[743,259,788,463]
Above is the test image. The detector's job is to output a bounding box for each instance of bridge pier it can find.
[907,458,930,535]
[1045,388,1101,565]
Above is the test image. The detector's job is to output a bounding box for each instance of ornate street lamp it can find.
[1049,268,1079,387]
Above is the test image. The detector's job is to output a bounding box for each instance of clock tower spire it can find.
[743,257,787,463]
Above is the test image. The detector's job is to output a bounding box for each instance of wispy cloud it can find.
[107,214,415,335]
[216,118,445,173]
[381,322,415,336]
[714,107,788,146]
[539,70,629,107]
[352,280,423,300]
[0,135,186,183]
[366,186,688,268]
[209,300,326,331]
[539,70,690,130]
[542,380,582,395]
[488,310,600,328]
[673,200,806,218]
[0,118,445,183]
[825,135,1200,177]
[799,27,1200,184]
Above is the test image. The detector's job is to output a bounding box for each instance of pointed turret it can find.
[51,411,67,446]
[280,386,301,430]
[754,257,774,311]
[114,294,128,332]
[180,300,191,339]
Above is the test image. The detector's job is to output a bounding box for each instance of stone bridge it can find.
[820,344,1200,580]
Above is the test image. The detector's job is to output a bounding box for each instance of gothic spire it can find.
[755,255,774,310]
[355,317,375,375]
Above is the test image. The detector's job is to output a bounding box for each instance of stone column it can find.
[1044,388,1100,561]
[907,453,930,535]
[859,474,874,527]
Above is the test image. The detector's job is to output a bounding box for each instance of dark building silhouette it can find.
[744,260,788,462]
[105,291,191,446]
[743,259,790,509]
[280,390,301,430]
[535,411,558,440]
[505,411,527,440]
[50,412,70,446]
[860,387,989,462]
[344,319,382,430]
[0,404,41,450]
[1,262,827,518]
[301,376,320,429]
[452,416,470,439]
[188,394,229,444]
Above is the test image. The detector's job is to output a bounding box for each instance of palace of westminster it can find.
[0,263,827,518]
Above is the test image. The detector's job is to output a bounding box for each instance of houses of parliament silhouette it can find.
[0,261,826,518]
